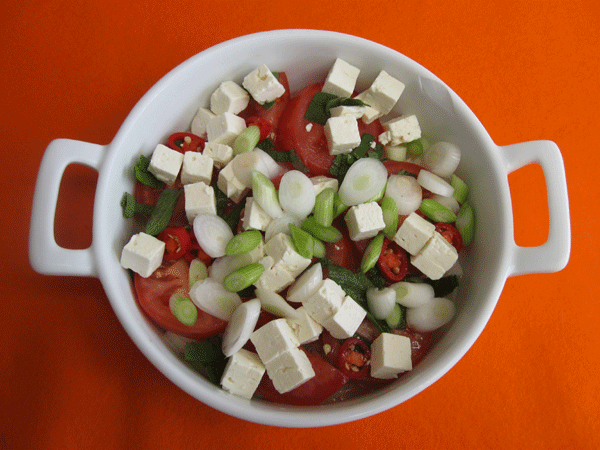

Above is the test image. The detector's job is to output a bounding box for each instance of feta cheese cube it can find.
[217,160,249,203]
[393,212,436,255]
[180,152,213,185]
[265,232,312,278]
[242,64,285,104]
[344,202,386,241]
[322,58,360,98]
[329,104,366,119]
[242,197,272,231]
[250,318,299,364]
[202,142,233,168]
[206,112,247,145]
[354,70,405,120]
[190,107,216,138]
[411,231,459,280]
[370,333,412,379]
[286,306,323,345]
[324,115,362,155]
[310,175,338,196]
[303,279,345,325]
[220,349,265,399]
[184,181,216,223]
[254,255,295,293]
[264,347,315,394]
[378,114,421,146]
[323,295,367,339]
[120,232,165,278]
[210,80,250,115]
[147,144,184,185]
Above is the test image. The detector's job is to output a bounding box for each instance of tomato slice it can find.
[377,238,409,282]
[393,327,433,367]
[324,218,356,271]
[256,349,348,406]
[276,82,384,177]
[383,160,425,177]
[435,222,463,252]
[134,258,227,339]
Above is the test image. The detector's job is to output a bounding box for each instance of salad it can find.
[119,59,476,405]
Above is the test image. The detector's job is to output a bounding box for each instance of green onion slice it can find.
[420,198,457,223]
[381,197,399,239]
[313,187,335,227]
[223,263,265,293]
[225,230,262,256]
[360,233,385,273]
[455,202,475,245]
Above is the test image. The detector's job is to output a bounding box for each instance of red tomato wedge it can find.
[134,259,227,339]
[256,350,348,406]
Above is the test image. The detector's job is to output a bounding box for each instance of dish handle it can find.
[29,139,105,277]
[500,140,571,277]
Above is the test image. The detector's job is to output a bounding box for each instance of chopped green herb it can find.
[134,155,164,189]
[145,188,181,236]
[120,192,155,218]
[184,337,227,385]
[304,92,338,125]
[289,148,309,173]
[256,138,275,151]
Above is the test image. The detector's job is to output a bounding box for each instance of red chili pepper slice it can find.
[167,132,205,153]
[157,227,192,261]
[435,222,463,252]
[377,238,409,282]
[337,338,371,379]
[245,116,272,141]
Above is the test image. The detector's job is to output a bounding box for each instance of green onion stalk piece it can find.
[223,263,265,293]
[420,198,457,223]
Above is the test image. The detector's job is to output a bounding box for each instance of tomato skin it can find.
[134,259,227,339]
[324,218,356,271]
[256,349,348,406]
[393,327,433,367]
[435,222,463,252]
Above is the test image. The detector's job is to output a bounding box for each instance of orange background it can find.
[2,0,598,448]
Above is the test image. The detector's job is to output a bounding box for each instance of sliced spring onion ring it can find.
[225,229,262,255]
[430,193,460,215]
[385,174,422,215]
[189,277,242,321]
[381,196,399,239]
[338,158,388,206]
[420,198,457,223]
[366,287,397,320]
[451,174,470,204]
[385,303,405,329]
[254,148,285,179]
[287,263,323,303]
[288,224,314,259]
[223,263,265,293]
[417,170,455,197]
[232,125,261,155]
[193,214,234,258]
[255,288,301,319]
[264,213,301,242]
[390,281,435,307]
[423,141,461,177]
[278,170,316,219]
[221,298,261,357]
[233,151,270,188]
[406,297,456,332]
[360,233,385,273]
[314,187,335,227]
[188,258,208,290]
[455,202,475,245]
[252,170,283,219]
[169,294,198,326]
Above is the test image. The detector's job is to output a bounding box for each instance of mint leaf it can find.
[304,92,338,125]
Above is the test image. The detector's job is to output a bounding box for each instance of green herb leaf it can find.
[261,147,292,163]
[304,92,338,125]
[134,155,164,189]
[145,188,181,236]
[289,148,309,173]
[184,337,227,385]
[256,138,275,151]
[351,133,375,159]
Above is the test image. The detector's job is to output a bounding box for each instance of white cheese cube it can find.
[324,115,362,155]
[147,144,184,185]
[378,115,421,146]
[286,306,323,345]
[357,102,383,124]
[217,161,249,203]
[354,70,405,119]
[180,152,213,185]
[202,142,233,168]
[242,64,285,104]
[322,58,360,98]
[250,318,300,364]
[310,175,339,196]
[323,295,367,339]
[210,80,250,115]
[411,231,459,280]
[120,232,165,278]
[254,255,295,293]
[370,332,412,379]
[242,197,272,231]
[264,348,315,394]
[303,279,345,325]
[329,104,366,119]
[190,107,216,138]
[265,232,312,278]
[393,212,436,255]
[206,112,247,145]
[184,181,216,223]
[344,202,386,241]
[220,349,265,399]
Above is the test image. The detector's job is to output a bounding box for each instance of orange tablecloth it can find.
[3,1,598,448]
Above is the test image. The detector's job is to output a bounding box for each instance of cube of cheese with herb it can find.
[206,112,247,145]
[242,64,285,104]
[220,349,265,399]
[148,144,184,185]
[324,115,362,155]
[181,152,213,185]
[378,114,421,147]
[370,332,412,379]
[344,202,386,241]
[329,104,366,119]
[410,231,458,280]
[120,232,165,278]
[184,181,216,223]
[250,318,300,364]
[286,306,323,345]
[322,58,360,98]
[303,279,345,325]
[217,160,249,203]
[210,80,250,115]
[191,107,216,138]
[354,70,405,120]
[393,212,436,255]
[323,295,367,339]
[264,347,315,394]
[310,175,339,196]
[242,197,272,231]
[202,142,233,168]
